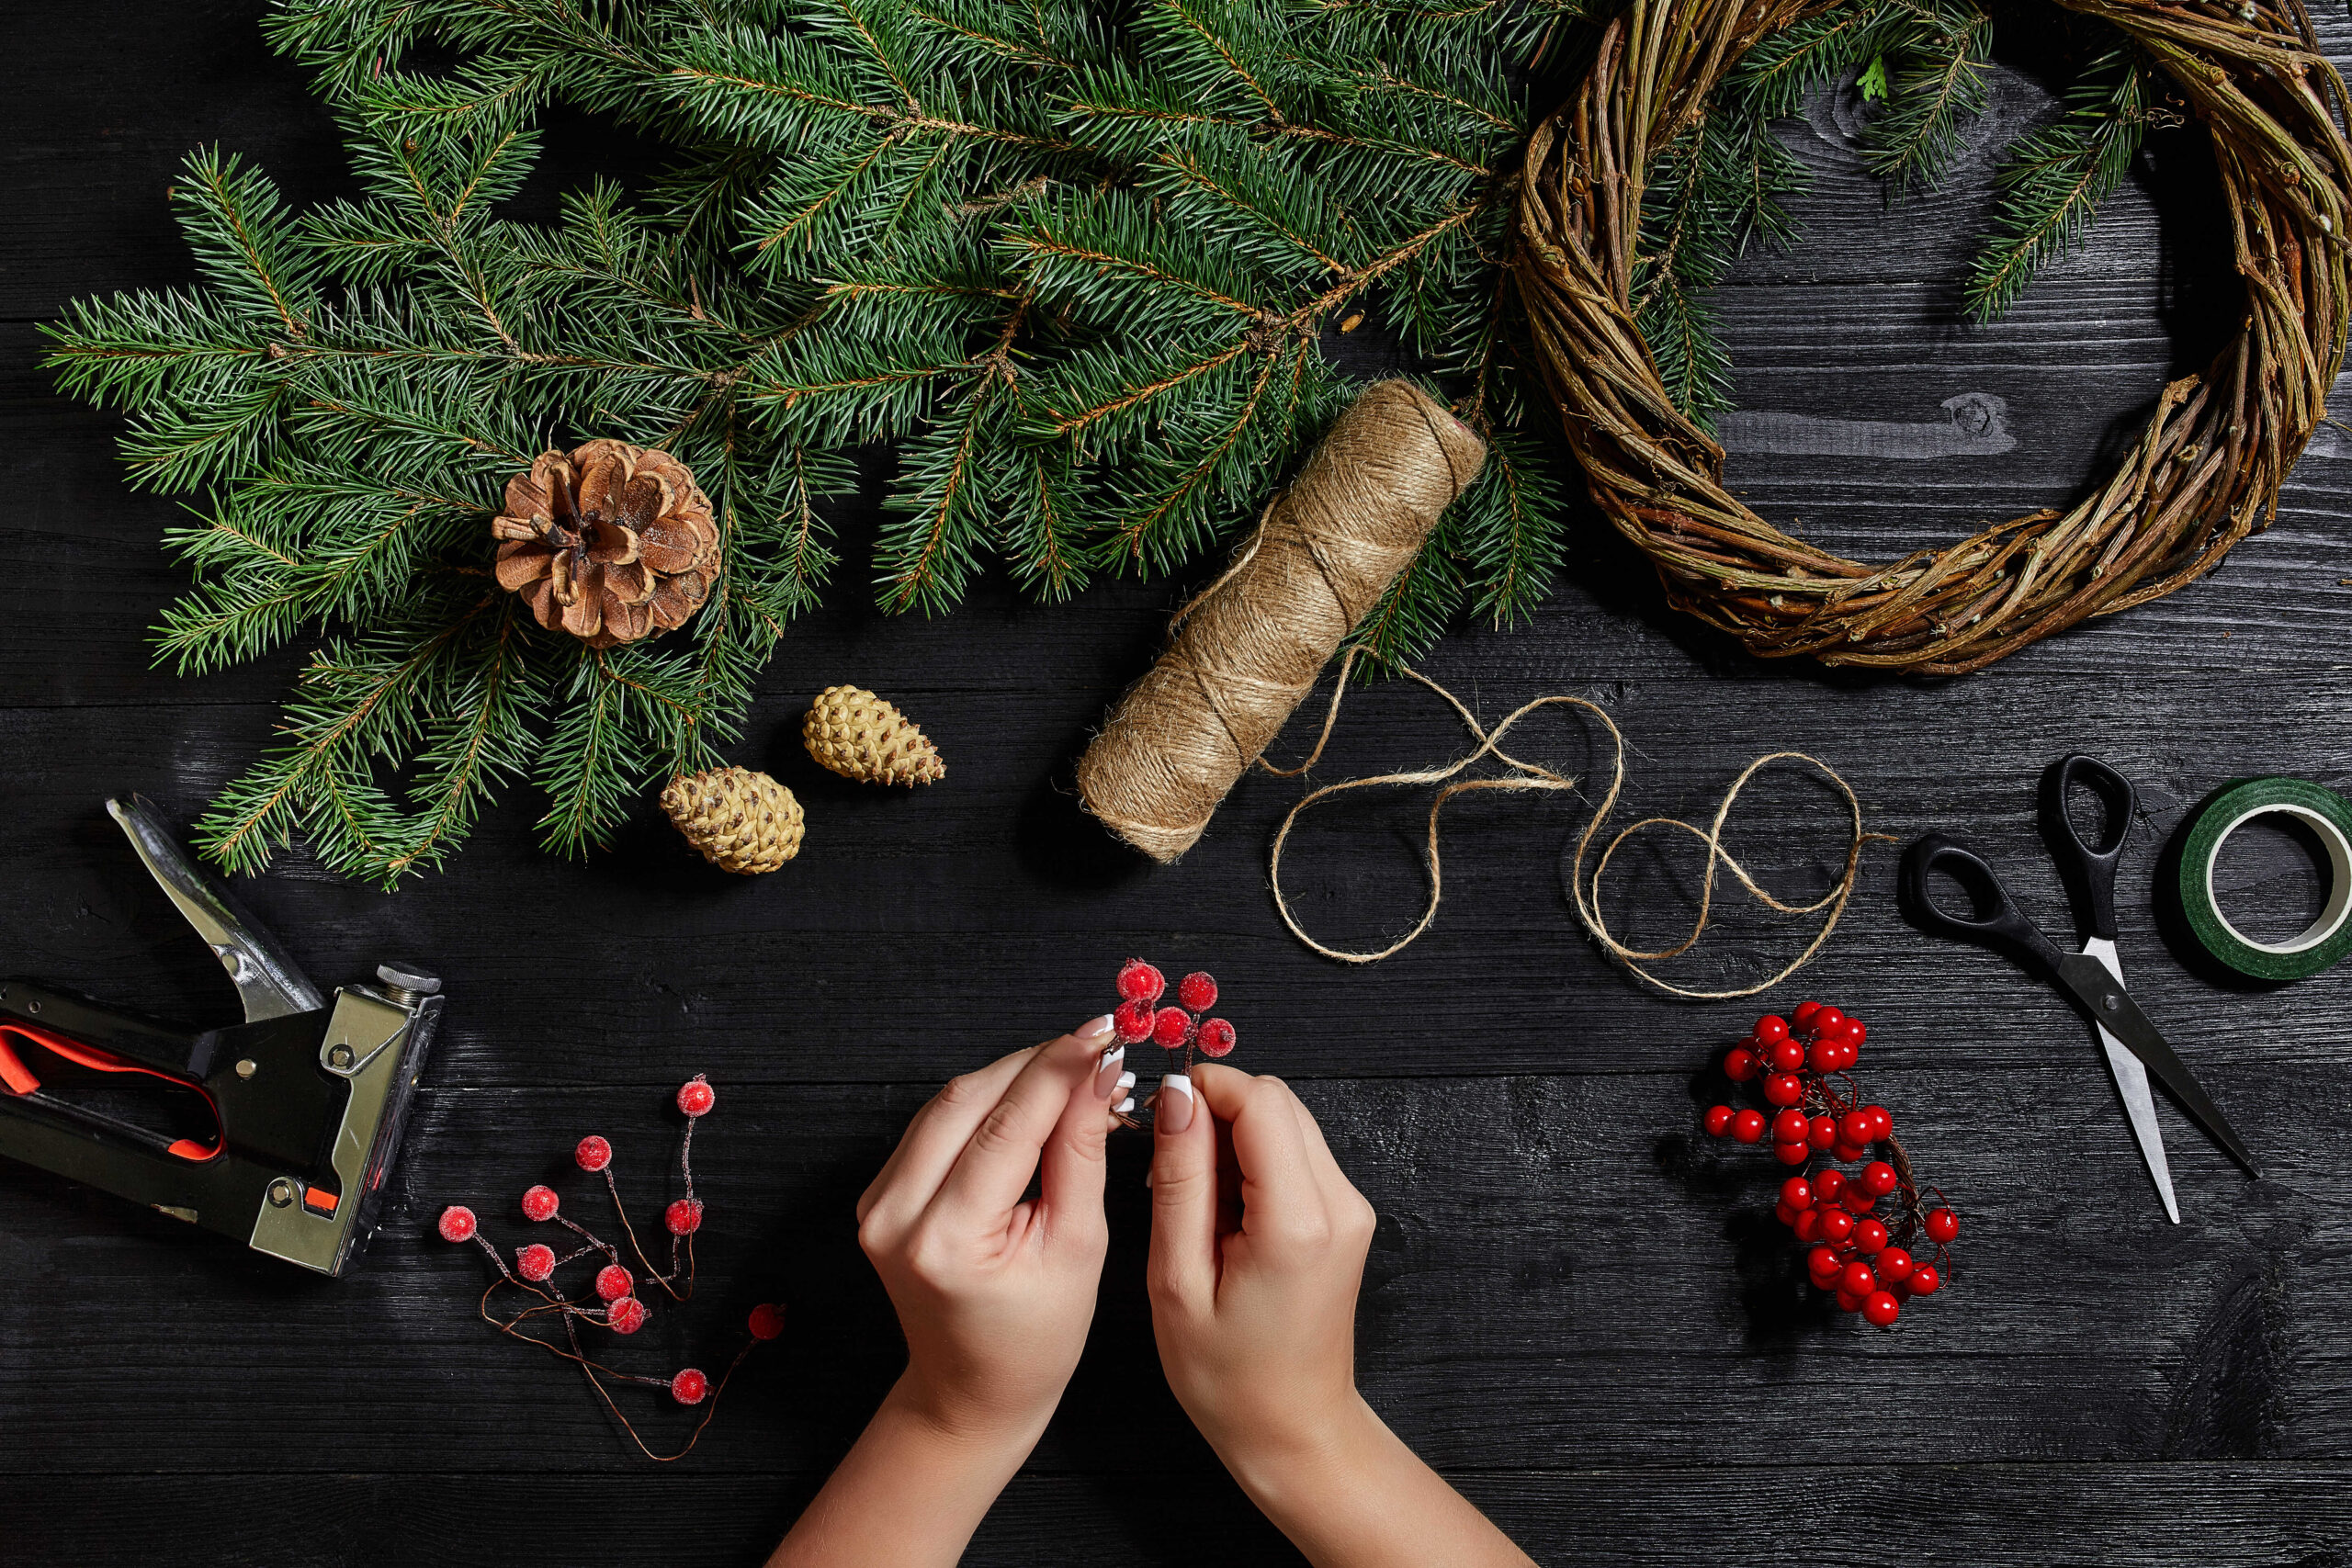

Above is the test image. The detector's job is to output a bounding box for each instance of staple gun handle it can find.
[107,797,322,1023]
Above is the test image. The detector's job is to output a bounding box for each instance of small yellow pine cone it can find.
[803,685,945,786]
[661,766,804,874]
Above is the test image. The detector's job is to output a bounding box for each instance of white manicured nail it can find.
[1093,1046,1126,1099]
[1116,1071,1136,1092]
[1157,1074,1194,1134]
[1077,1013,1116,1042]
[1115,1096,1135,1113]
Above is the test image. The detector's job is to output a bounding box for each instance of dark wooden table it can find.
[8,7,2352,1563]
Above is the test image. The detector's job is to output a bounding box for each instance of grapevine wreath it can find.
[1514,0,2352,674]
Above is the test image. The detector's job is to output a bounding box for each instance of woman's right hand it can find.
[1143,1063,1378,1471]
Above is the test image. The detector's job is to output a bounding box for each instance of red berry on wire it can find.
[437,1205,477,1243]
[575,1135,613,1173]
[1754,1015,1791,1045]
[521,1185,559,1223]
[1731,1109,1768,1145]
[1907,1263,1941,1295]
[1846,1021,1869,1046]
[515,1243,556,1282]
[1841,1183,1877,1214]
[1925,1207,1960,1245]
[1877,1247,1915,1283]
[677,1077,717,1118]
[1807,1038,1841,1073]
[1852,1218,1889,1255]
[1769,1039,1805,1073]
[1703,1105,1735,1137]
[1793,1209,1821,1243]
[1862,1290,1902,1327]
[1112,998,1157,1043]
[1793,1001,1823,1028]
[1178,972,1218,1012]
[1839,1260,1877,1297]
[1838,1111,1874,1147]
[1724,1046,1758,1083]
[595,1264,633,1302]
[1836,1290,1865,1313]
[606,1296,648,1335]
[1116,960,1166,1003]
[1813,1006,1847,1035]
[1807,1245,1841,1280]
[1813,1168,1846,1202]
[1860,1104,1892,1141]
[1774,1200,1797,1226]
[1763,1073,1804,1107]
[1860,1161,1900,1198]
[1808,1115,1838,1151]
[666,1198,704,1236]
[1197,1018,1238,1057]
[1774,1142,1809,1166]
[671,1368,710,1406]
[749,1303,786,1340]
[1781,1177,1814,1211]
[1771,1109,1810,1145]
[1816,1209,1854,1244]
[1150,1006,1193,1048]
[1833,1142,1870,1165]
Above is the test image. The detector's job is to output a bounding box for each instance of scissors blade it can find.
[2081,938,2179,1223]
[2052,951,2259,1178]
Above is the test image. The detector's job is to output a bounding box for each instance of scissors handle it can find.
[1899,832,2072,978]
[2038,754,2136,943]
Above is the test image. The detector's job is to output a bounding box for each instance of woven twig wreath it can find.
[1513,0,2352,674]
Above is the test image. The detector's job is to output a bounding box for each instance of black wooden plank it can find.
[0,1070,2341,1478]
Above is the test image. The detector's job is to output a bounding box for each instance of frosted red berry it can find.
[1906,1263,1941,1295]
[1178,972,1218,1012]
[516,1243,557,1282]
[1723,1046,1758,1083]
[1924,1207,1960,1244]
[521,1184,560,1222]
[595,1263,633,1302]
[670,1368,710,1405]
[437,1205,478,1243]
[1150,1006,1193,1048]
[606,1295,648,1334]
[748,1302,786,1340]
[677,1077,717,1118]
[1862,1290,1902,1327]
[1703,1104,1734,1137]
[1115,960,1166,1003]
[1112,998,1157,1043]
[666,1198,704,1236]
[1731,1109,1768,1145]
[1197,1018,1237,1057]
[575,1135,613,1173]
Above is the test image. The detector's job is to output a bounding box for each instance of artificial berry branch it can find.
[1702,1003,1961,1328]
[436,1075,786,1461]
[1107,960,1238,1129]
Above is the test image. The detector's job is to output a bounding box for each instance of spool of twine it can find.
[1077,379,1487,861]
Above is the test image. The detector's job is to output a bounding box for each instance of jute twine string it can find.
[1266,649,1894,998]
[1076,379,1487,861]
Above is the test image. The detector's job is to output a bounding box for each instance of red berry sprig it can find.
[1702,1003,1960,1328]
[1109,959,1238,1127]
[435,1074,783,1461]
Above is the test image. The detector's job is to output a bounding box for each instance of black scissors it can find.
[1899,754,2256,1220]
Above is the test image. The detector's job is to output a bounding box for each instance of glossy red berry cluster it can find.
[1702,1003,1960,1327]
[435,1077,782,1461]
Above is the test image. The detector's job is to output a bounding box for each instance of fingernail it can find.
[1093,1046,1126,1098]
[1157,1074,1194,1134]
[1116,1071,1136,1093]
[1077,1013,1116,1043]
[1115,1096,1135,1113]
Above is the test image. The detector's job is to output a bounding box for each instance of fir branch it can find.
[1965,47,2147,321]
[1862,0,1994,194]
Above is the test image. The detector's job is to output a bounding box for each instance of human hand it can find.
[1144,1063,1378,1472]
[854,1014,1130,1446]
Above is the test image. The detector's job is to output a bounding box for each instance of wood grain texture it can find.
[6,5,2352,1565]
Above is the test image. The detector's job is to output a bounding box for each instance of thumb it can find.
[1146,1071,1216,1314]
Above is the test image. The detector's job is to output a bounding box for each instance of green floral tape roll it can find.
[2177,776,2352,981]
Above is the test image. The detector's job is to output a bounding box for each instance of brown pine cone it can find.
[660,766,804,874]
[491,439,720,649]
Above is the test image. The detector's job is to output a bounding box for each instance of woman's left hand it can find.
[854,1013,1127,1446]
